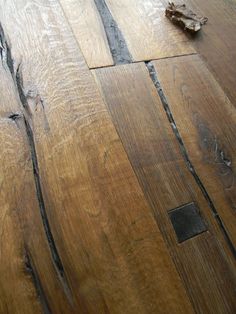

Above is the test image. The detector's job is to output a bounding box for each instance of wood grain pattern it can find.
[105,0,195,61]
[94,62,236,314]
[153,55,236,248]
[184,0,236,108]
[0,42,75,314]
[0,0,194,313]
[59,0,113,68]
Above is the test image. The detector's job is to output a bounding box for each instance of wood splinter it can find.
[165,2,208,32]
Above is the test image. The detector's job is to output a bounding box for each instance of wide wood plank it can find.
[153,55,236,248]
[160,0,236,107]
[105,0,195,61]
[59,0,113,68]
[0,1,194,313]
[0,43,75,314]
[184,0,236,107]
[94,62,236,314]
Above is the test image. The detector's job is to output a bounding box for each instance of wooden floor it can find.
[0,0,235,313]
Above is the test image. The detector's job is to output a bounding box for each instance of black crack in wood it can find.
[15,64,29,110]
[15,66,50,130]
[169,202,207,243]
[0,23,73,301]
[0,23,14,76]
[24,247,52,314]
[94,0,132,65]
[23,114,73,303]
[146,61,236,257]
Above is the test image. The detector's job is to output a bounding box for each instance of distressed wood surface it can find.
[94,62,236,314]
[153,55,236,249]
[184,0,236,108]
[0,44,75,314]
[161,0,236,107]
[104,0,195,61]
[0,0,195,313]
[59,0,113,68]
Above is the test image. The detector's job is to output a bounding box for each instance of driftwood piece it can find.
[165,2,208,32]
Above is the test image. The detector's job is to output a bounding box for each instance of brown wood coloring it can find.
[0,0,236,313]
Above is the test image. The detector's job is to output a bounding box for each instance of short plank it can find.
[0,56,74,313]
[153,55,236,248]
[59,0,113,68]
[105,0,195,61]
[94,62,236,314]
[0,1,194,313]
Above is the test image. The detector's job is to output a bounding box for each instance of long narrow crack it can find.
[22,114,65,276]
[24,247,52,314]
[0,23,14,75]
[146,61,236,258]
[94,0,132,65]
[17,71,73,306]
[1,23,73,301]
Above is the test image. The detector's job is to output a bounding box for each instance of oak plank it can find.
[0,122,42,314]
[59,0,113,68]
[94,62,236,314]
[0,1,194,313]
[0,52,75,313]
[153,55,236,248]
[184,0,236,107]
[161,0,236,107]
[105,0,195,61]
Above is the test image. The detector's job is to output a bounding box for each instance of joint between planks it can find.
[145,61,236,258]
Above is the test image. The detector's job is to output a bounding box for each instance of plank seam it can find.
[89,52,198,70]
[145,61,236,258]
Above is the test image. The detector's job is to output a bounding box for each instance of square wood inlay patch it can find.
[169,202,207,243]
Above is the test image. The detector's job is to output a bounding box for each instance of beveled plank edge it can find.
[89,52,198,69]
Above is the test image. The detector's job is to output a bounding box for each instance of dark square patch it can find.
[168,202,207,243]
